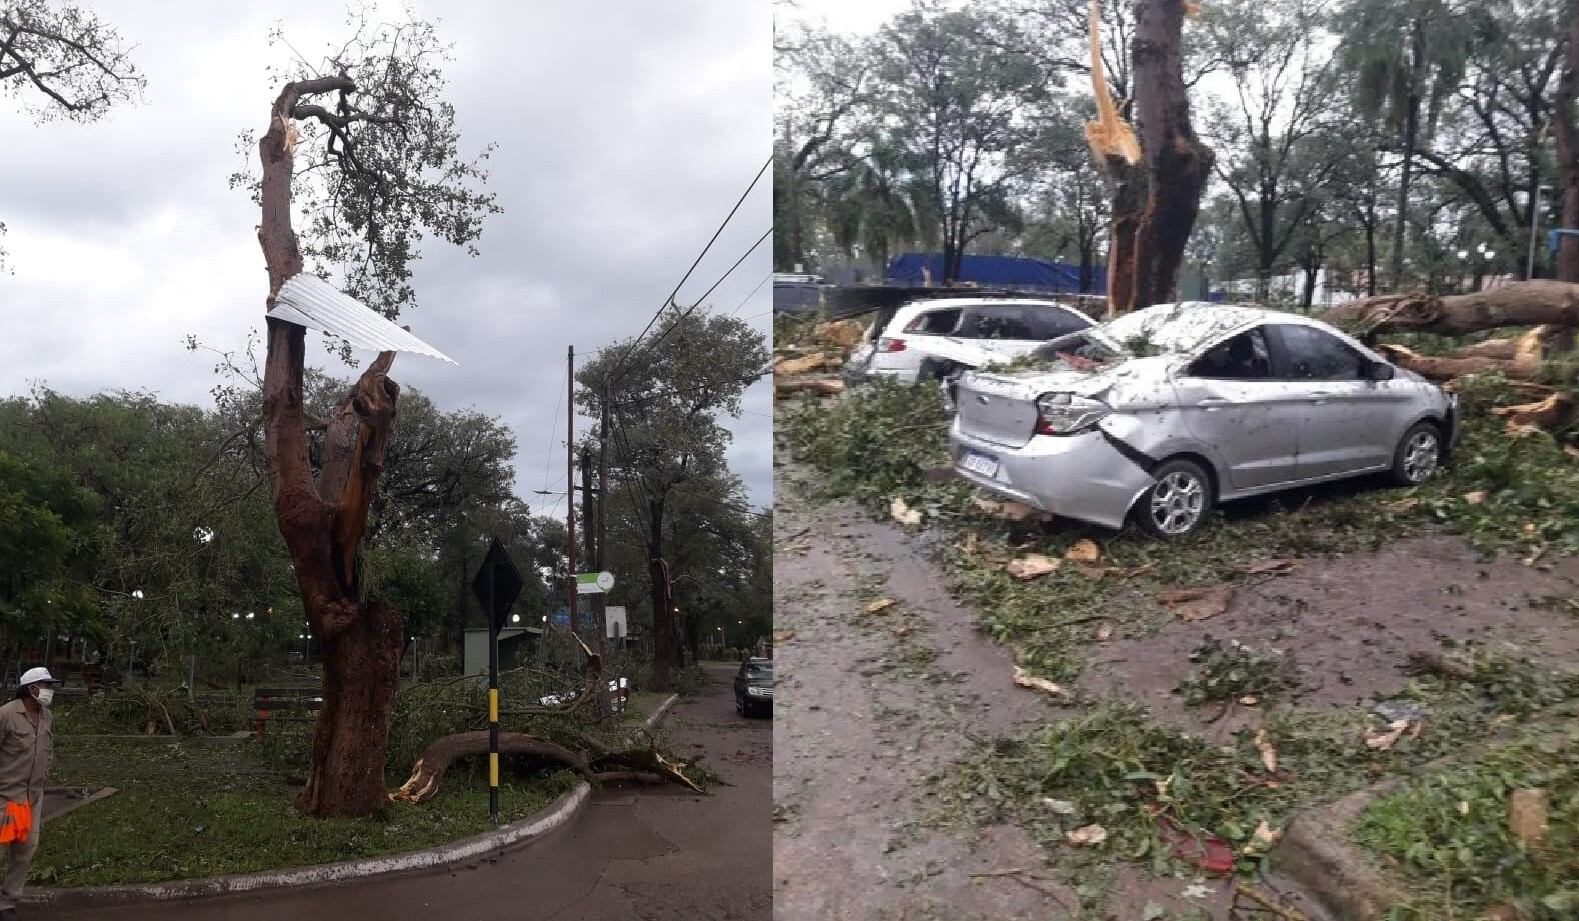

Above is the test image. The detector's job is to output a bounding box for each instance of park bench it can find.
[252,687,322,739]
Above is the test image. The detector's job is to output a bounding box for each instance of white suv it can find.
[846,297,1096,384]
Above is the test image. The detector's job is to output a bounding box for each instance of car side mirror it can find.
[1365,360,1395,382]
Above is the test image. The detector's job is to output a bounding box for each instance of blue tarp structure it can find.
[886,252,1105,295]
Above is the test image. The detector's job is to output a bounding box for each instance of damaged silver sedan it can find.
[949,302,1459,537]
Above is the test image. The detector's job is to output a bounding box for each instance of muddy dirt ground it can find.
[773,461,1579,920]
[1082,535,1579,741]
[774,464,1245,921]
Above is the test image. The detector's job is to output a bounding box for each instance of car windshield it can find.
[745,662,773,677]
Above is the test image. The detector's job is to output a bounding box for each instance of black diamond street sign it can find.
[472,538,524,635]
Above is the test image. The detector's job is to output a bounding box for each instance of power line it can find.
[610,365,773,409]
[538,363,568,496]
[727,271,773,318]
[612,226,771,387]
[609,155,772,384]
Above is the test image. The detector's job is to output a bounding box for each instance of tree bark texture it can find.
[1375,344,1545,383]
[1128,0,1213,311]
[258,77,406,817]
[1555,0,1579,283]
[1323,281,1579,336]
[647,503,672,692]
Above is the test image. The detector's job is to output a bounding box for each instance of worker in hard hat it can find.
[0,668,58,920]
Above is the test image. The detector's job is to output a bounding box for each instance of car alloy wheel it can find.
[1149,470,1206,535]
[1402,429,1439,483]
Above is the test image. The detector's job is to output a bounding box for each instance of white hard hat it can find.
[18,667,58,687]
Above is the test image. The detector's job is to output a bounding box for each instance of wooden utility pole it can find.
[565,346,578,637]
[580,446,606,669]
[599,382,612,649]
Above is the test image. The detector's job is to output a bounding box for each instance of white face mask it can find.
[33,688,53,707]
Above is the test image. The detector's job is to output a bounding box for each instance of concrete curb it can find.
[26,781,592,909]
[644,694,681,734]
[1270,782,1404,921]
[625,693,680,747]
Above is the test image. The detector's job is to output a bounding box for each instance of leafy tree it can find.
[233,9,500,816]
[870,3,1061,282]
[774,22,876,271]
[1337,0,1490,290]
[0,448,99,662]
[1407,0,1568,279]
[576,311,768,691]
[0,0,143,268]
[1200,0,1347,299]
[820,138,935,272]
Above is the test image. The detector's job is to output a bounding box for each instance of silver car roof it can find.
[883,296,1090,331]
[1097,302,1376,359]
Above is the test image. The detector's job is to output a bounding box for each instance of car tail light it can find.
[878,337,907,353]
[1034,393,1110,435]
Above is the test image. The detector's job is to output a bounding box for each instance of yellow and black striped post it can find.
[487,567,500,825]
[473,537,522,827]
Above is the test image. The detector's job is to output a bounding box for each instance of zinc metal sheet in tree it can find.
[268,273,457,364]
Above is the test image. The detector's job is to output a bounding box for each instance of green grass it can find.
[1354,729,1579,920]
[33,737,580,887]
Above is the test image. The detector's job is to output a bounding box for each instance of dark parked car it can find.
[734,657,773,717]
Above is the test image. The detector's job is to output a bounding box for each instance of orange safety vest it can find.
[0,800,31,845]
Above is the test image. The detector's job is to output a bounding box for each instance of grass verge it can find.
[1354,728,1579,920]
[35,737,579,887]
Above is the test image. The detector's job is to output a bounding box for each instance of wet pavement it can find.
[40,664,770,921]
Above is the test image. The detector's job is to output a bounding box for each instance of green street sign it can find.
[576,571,615,594]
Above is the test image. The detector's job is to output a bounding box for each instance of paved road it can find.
[41,664,770,921]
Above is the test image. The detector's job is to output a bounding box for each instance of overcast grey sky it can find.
[0,0,772,516]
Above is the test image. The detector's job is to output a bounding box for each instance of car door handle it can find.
[1308,392,1335,404]
[1198,398,1230,410]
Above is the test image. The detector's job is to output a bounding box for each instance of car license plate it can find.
[960,451,999,478]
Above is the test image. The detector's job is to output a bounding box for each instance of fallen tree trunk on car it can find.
[1324,281,1579,336]
[390,731,704,804]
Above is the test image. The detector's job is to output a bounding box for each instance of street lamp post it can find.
[1528,185,1552,280]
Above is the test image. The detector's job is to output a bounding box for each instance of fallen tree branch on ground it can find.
[1374,344,1545,383]
[390,730,704,804]
[1493,392,1578,433]
[775,377,844,398]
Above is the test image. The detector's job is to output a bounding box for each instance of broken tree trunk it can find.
[1083,0,1146,317]
[258,76,407,817]
[1324,281,1579,336]
[1129,0,1213,311]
